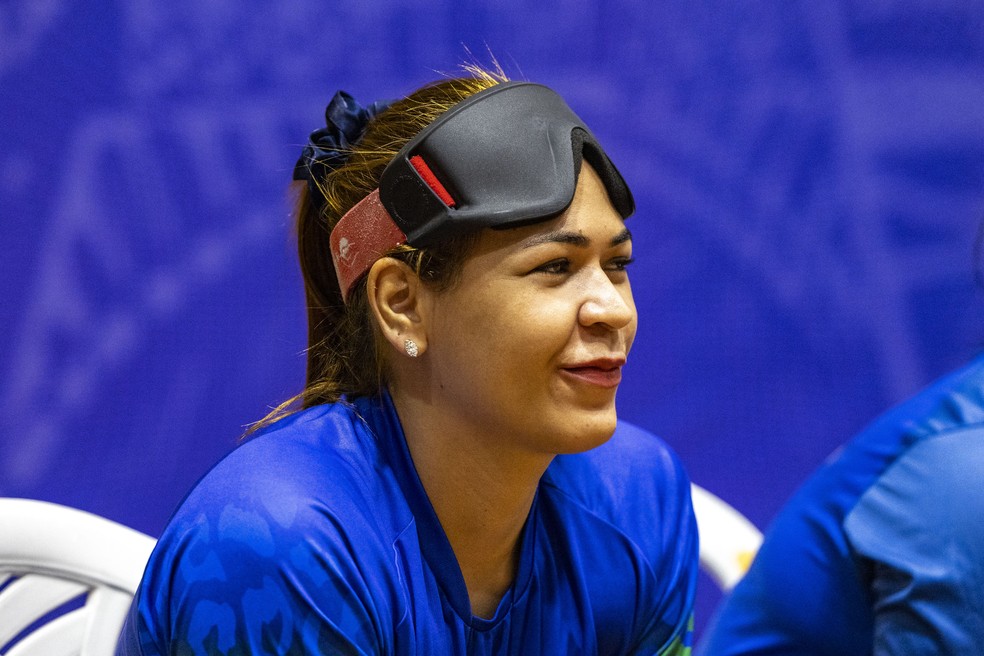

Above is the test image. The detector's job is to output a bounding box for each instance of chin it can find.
[550,407,619,455]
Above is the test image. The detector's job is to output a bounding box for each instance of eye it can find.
[532,258,571,275]
[606,256,635,272]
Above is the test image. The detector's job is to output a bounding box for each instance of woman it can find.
[118,69,698,655]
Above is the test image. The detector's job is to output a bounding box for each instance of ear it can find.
[366,257,430,358]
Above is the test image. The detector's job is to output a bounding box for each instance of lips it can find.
[560,358,625,389]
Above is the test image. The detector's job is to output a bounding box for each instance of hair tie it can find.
[293,91,391,199]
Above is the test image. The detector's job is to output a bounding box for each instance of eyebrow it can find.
[611,228,633,246]
[522,227,633,249]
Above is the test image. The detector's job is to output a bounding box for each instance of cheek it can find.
[505,297,578,366]
[432,284,579,383]
[487,304,555,358]
[479,300,572,379]
[433,298,515,379]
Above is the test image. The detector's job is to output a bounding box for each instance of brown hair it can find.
[253,69,507,432]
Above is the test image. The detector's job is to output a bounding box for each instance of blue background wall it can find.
[4,0,984,632]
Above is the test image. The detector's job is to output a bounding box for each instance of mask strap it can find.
[329,189,407,302]
[330,153,459,302]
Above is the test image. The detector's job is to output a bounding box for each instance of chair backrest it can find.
[0,498,156,656]
[691,484,763,591]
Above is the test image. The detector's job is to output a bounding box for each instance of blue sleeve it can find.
[844,426,984,655]
[114,418,403,656]
[117,498,388,656]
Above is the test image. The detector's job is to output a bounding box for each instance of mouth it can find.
[559,358,625,389]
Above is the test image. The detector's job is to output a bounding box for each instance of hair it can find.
[251,68,508,433]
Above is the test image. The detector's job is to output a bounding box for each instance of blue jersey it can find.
[118,392,697,655]
[699,356,984,655]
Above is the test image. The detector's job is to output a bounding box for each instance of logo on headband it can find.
[338,237,352,262]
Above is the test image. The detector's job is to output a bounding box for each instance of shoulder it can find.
[754,354,984,545]
[165,399,409,557]
[542,420,698,652]
[168,403,394,534]
[132,401,409,653]
[837,354,984,474]
[846,424,984,561]
[778,354,984,536]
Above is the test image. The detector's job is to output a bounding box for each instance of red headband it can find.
[330,190,407,301]
[330,155,456,301]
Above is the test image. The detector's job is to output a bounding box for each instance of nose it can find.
[577,269,636,331]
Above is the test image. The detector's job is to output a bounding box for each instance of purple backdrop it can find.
[4,0,984,633]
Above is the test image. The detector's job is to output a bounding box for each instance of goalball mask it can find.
[323,81,635,301]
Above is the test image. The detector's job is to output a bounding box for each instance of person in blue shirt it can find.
[118,68,698,655]
[699,355,984,655]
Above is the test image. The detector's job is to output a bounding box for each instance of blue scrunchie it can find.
[293,91,392,198]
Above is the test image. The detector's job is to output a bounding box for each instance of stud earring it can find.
[404,339,419,358]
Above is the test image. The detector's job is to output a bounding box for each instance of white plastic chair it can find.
[691,484,763,591]
[0,498,156,656]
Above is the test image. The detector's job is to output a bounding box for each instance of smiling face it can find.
[418,163,638,457]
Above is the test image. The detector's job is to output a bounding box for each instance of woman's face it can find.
[423,163,637,456]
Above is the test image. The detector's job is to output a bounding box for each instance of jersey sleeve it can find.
[844,426,984,655]
[117,496,389,656]
[113,404,413,656]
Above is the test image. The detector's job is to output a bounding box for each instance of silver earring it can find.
[404,339,419,358]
